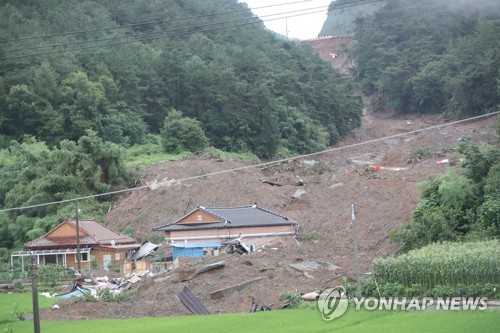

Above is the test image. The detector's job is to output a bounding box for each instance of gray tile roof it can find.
[154,205,297,232]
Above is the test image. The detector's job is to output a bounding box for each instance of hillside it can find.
[41,30,498,319]
[319,0,383,37]
[38,109,497,320]
[0,0,362,158]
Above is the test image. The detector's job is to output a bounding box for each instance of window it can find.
[197,214,203,221]
[115,253,120,260]
[42,254,64,266]
[78,252,89,262]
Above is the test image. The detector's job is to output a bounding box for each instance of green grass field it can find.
[1,293,498,333]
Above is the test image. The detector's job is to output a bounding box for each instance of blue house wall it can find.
[171,242,221,260]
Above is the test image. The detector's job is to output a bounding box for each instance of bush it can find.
[160,109,209,154]
[38,264,72,287]
[90,256,99,269]
[361,277,379,297]
[429,285,456,298]
[279,291,303,309]
[427,284,499,298]
[405,284,423,297]
[378,283,405,297]
[465,283,498,298]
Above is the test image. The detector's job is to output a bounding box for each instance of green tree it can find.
[0,132,130,253]
[0,0,363,159]
[477,164,500,234]
[444,20,500,116]
[160,109,209,154]
[57,71,108,140]
[4,85,40,137]
[392,142,499,253]
[33,61,58,103]
[352,0,497,115]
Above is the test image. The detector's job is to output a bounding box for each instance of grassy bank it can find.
[1,293,498,333]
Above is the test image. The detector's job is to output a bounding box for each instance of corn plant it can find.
[373,240,500,289]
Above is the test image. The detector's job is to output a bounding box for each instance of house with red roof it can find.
[12,219,141,271]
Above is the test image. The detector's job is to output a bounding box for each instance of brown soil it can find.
[38,39,499,320]
[39,109,498,321]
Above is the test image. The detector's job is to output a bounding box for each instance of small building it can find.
[153,204,299,258]
[12,219,141,272]
[171,242,222,261]
[123,240,162,274]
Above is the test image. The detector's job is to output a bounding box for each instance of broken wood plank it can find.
[171,261,226,283]
[209,277,266,300]
[196,261,226,274]
[250,296,258,313]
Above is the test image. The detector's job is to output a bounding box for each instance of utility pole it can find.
[351,203,362,298]
[285,16,289,39]
[30,253,40,333]
[75,202,81,273]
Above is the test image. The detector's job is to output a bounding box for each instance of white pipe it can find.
[165,231,296,243]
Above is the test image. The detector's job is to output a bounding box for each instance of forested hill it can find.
[0,0,362,159]
[319,0,384,37]
[346,0,500,115]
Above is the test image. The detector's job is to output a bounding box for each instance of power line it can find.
[0,111,497,214]
[0,0,315,44]
[0,0,384,62]
[0,8,326,62]
[1,4,329,54]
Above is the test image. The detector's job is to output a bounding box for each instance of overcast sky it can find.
[239,0,333,40]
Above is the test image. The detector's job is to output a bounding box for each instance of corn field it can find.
[373,240,500,289]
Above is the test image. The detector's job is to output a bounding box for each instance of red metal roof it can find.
[24,219,137,250]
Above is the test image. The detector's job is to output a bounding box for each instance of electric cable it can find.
[0,110,497,213]
[0,0,384,62]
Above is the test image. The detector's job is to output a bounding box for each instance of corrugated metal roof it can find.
[171,242,221,248]
[25,235,97,248]
[154,205,297,232]
[67,220,136,245]
[11,248,92,257]
[101,243,142,251]
[130,241,159,260]
[176,286,210,315]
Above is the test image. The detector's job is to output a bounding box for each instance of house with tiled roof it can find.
[12,219,141,271]
[153,204,299,259]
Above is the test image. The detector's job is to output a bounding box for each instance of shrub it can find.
[38,264,69,287]
[429,285,456,298]
[405,284,423,297]
[279,291,303,308]
[361,277,379,297]
[160,109,209,154]
[90,256,99,270]
[379,283,405,297]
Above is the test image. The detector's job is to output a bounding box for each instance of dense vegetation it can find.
[0,0,498,267]
[0,0,362,159]
[320,0,384,37]
[373,240,499,289]
[0,0,363,262]
[351,0,500,115]
[0,131,133,262]
[391,140,500,253]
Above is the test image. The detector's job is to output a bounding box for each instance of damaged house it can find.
[153,204,299,259]
[12,219,141,271]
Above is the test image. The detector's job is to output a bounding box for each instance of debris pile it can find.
[45,270,156,301]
